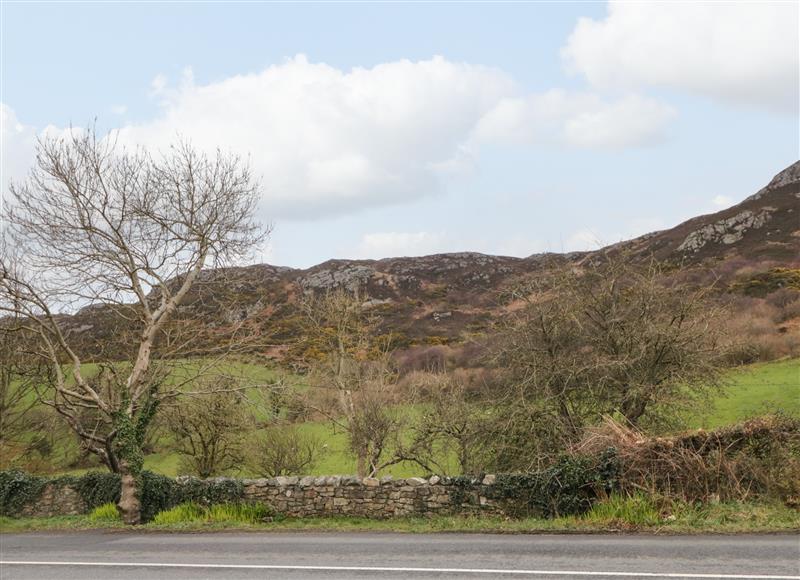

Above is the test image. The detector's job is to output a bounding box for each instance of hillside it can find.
[618,160,800,264]
[56,161,800,361]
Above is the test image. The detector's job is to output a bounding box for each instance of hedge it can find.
[490,448,619,517]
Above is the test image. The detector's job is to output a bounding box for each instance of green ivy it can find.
[487,449,619,518]
[175,476,244,506]
[138,473,244,522]
[72,472,121,509]
[139,471,178,523]
[113,387,160,477]
[0,470,48,516]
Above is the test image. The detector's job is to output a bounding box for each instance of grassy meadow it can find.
[689,358,799,428]
[7,357,799,478]
[144,356,799,478]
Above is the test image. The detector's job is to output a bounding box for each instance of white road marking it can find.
[1,561,798,579]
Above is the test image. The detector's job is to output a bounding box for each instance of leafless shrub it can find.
[495,256,729,433]
[248,426,323,477]
[396,371,495,475]
[299,289,404,477]
[164,381,251,478]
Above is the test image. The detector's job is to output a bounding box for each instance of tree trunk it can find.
[355,454,367,478]
[116,461,142,525]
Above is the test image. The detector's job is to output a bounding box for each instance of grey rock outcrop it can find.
[747,160,800,201]
[678,208,775,253]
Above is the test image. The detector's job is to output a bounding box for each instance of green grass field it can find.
[8,357,799,478]
[690,358,799,429]
[144,357,799,478]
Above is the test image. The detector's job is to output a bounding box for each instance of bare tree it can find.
[164,381,250,478]
[0,130,267,523]
[300,289,402,477]
[0,327,47,466]
[398,371,493,475]
[494,255,728,451]
[248,425,323,477]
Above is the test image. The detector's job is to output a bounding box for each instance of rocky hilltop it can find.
[618,161,800,263]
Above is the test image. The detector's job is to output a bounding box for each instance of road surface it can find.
[1,531,798,579]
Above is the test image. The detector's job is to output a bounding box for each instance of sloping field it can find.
[690,358,800,429]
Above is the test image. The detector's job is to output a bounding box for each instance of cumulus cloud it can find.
[712,195,733,208]
[118,56,515,219]
[562,1,799,112]
[353,230,549,260]
[2,55,677,221]
[111,55,674,219]
[1,104,38,206]
[564,229,604,252]
[473,91,675,149]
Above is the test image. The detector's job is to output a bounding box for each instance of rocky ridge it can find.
[57,161,800,359]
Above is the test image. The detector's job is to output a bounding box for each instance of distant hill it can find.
[61,161,800,361]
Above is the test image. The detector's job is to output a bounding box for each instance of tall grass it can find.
[87,502,120,522]
[583,494,662,526]
[151,502,273,525]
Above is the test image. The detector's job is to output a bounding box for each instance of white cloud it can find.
[352,230,548,260]
[1,104,38,207]
[3,56,677,222]
[562,1,799,113]
[355,231,449,259]
[119,56,515,219]
[112,55,675,219]
[564,229,604,252]
[474,91,676,149]
[712,195,733,208]
[562,217,666,253]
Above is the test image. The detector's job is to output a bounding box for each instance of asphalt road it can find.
[0,531,798,580]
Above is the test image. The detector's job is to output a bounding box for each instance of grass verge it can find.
[2,500,797,534]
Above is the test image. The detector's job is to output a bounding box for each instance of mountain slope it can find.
[60,161,800,359]
[619,161,800,263]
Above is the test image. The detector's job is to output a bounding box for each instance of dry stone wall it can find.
[13,474,506,519]
[241,475,503,518]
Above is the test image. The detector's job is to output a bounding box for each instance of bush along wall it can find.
[0,454,619,522]
[0,470,245,522]
[486,449,619,518]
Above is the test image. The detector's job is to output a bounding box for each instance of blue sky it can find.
[2,1,798,267]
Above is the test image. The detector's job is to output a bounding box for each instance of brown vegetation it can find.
[577,414,800,505]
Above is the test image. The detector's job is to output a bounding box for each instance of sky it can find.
[1,1,798,268]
